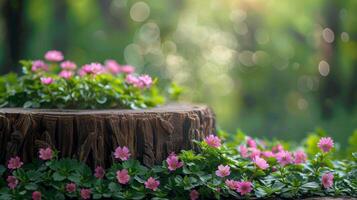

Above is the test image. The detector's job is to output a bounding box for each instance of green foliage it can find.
[0,134,356,199]
[0,59,170,109]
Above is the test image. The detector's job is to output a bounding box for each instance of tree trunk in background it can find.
[319,0,342,119]
[0,104,216,168]
[1,0,27,74]
[52,1,68,51]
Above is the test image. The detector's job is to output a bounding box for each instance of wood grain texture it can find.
[0,104,216,168]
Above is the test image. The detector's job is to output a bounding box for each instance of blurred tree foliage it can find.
[0,0,356,146]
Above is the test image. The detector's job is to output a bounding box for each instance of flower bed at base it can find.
[0,134,356,200]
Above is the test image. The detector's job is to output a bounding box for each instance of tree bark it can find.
[0,104,215,168]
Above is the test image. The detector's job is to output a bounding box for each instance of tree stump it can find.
[0,104,215,168]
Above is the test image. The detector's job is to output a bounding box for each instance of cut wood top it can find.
[0,103,211,115]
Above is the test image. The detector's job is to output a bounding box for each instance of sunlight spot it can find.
[130,2,150,22]
[298,98,308,110]
[318,60,330,77]
[322,28,334,43]
[341,32,350,42]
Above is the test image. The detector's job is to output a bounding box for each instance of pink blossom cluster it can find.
[104,60,135,74]
[237,136,311,167]
[34,50,149,87]
[125,74,153,89]
[225,179,253,196]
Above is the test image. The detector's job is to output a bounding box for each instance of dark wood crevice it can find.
[0,104,216,168]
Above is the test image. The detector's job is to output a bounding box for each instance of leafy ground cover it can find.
[0,132,355,200]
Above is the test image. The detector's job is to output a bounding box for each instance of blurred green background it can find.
[0,0,356,146]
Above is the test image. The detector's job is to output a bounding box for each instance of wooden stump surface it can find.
[0,104,215,168]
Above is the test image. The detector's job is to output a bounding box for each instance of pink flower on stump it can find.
[7,156,23,170]
[40,77,54,85]
[59,70,73,79]
[80,189,91,199]
[144,177,160,191]
[79,63,104,76]
[190,189,199,200]
[261,151,275,158]
[105,60,121,74]
[32,191,42,200]
[321,172,334,189]
[249,148,261,159]
[7,176,18,189]
[294,150,307,164]
[116,169,130,184]
[272,144,284,153]
[94,166,105,179]
[32,60,48,72]
[66,183,77,193]
[60,60,77,70]
[114,146,131,161]
[39,147,53,160]
[215,165,230,177]
[204,135,221,148]
[225,179,239,190]
[138,75,153,88]
[45,50,63,62]
[166,153,183,171]
[236,181,253,196]
[252,156,269,170]
[276,151,293,166]
[246,137,257,148]
[121,65,135,74]
[239,145,249,158]
[318,137,334,153]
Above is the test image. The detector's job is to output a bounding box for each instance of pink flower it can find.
[166,152,183,171]
[114,146,131,161]
[204,135,221,148]
[94,166,105,179]
[105,60,121,74]
[318,137,334,153]
[144,177,160,191]
[44,50,64,62]
[249,148,261,159]
[236,181,253,196]
[40,77,54,85]
[294,150,307,164]
[276,151,293,166]
[225,179,239,190]
[246,137,257,148]
[66,183,77,193]
[252,156,269,170]
[321,172,334,189]
[79,63,104,76]
[125,74,141,87]
[239,145,249,158]
[80,189,91,199]
[190,189,199,200]
[116,169,130,184]
[60,60,77,70]
[261,151,275,158]
[272,144,284,153]
[39,147,53,160]
[7,156,23,170]
[121,65,135,74]
[138,74,153,88]
[7,176,18,189]
[59,70,74,79]
[31,60,48,72]
[32,191,42,200]
[215,165,230,177]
